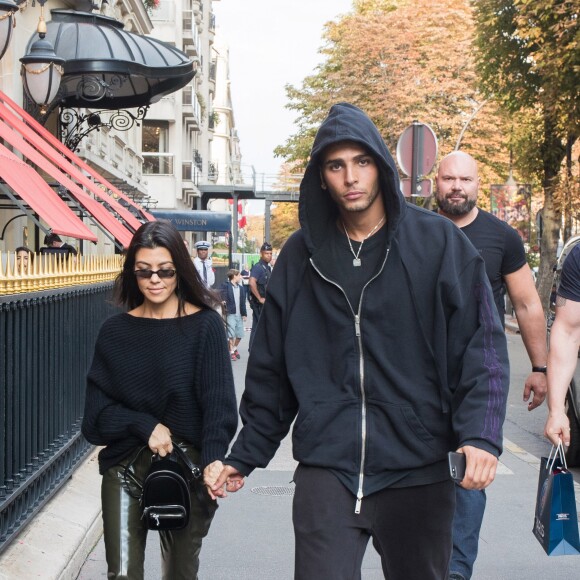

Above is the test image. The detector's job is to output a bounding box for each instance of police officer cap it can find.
[260,242,272,251]
[194,240,210,250]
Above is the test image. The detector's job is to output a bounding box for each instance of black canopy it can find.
[27,10,195,109]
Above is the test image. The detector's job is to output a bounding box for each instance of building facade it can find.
[0,0,243,254]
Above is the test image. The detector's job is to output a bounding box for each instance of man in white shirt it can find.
[193,240,215,288]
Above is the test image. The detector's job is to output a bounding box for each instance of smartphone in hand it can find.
[448,451,466,482]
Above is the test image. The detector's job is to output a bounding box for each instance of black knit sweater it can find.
[81,309,238,474]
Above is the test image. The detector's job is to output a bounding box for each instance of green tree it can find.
[275,0,514,195]
[471,0,579,306]
[270,203,300,249]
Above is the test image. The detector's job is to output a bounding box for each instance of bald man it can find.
[436,151,547,580]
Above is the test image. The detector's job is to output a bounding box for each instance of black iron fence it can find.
[0,283,117,554]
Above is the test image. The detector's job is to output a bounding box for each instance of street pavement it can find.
[3,318,580,579]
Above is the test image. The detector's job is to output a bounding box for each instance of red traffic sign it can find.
[396,122,438,177]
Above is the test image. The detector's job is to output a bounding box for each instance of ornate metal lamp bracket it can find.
[59,105,149,152]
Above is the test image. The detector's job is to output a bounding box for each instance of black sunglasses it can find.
[134,269,177,279]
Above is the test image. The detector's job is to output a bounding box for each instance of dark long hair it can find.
[114,220,219,312]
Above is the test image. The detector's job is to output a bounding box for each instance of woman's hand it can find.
[204,461,245,500]
[204,460,224,489]
[148,423,173,456]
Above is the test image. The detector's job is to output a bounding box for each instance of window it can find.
[142,122,173,175]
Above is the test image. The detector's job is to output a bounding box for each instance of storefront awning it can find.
[0,91,157,248]
[0,145,97,241]
[0,91,155,224]
[151,211,232,233]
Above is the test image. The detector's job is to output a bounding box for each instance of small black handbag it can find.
[124,445,203,531]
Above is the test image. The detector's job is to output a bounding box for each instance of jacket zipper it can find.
[310,248,390,514]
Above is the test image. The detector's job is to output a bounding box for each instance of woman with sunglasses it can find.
[82,220,238,580]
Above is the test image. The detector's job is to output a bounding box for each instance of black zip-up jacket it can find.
[226,103,509,503]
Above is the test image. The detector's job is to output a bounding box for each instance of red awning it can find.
[0,91,155,223]
[0,145,97,241]
[0,119,135,248]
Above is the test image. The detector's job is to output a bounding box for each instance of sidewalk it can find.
[0,450,102,580]
[78,438,580,580]
[3,326,580,579]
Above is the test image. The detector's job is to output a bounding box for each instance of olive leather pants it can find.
[101,443,217,580]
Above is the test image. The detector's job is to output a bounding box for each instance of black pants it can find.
[292,465,455,580]
[101,443,217,580]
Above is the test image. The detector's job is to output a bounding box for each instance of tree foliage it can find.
[270,203,299,249]
[471,0,579,306]
[275,0,513,190]
[274,0,579,307]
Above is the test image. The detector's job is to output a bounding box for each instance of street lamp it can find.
[19,0,64,114]
[0,0,64,115]
[0,0,18,61]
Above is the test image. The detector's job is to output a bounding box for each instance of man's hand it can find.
[523,371,547,411]
[457,445,498,490]
[204,462,244,500]
[545,410,571,447]
[148,423,172,456]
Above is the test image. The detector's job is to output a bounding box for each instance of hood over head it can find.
[299,103,405,253]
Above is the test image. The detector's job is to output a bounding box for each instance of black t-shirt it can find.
[461,209,526,324]
[322,221,389,309]
[558,244,580,302]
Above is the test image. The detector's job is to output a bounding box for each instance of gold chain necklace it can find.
[342,215,386,267]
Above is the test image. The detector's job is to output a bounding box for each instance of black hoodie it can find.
[227,103,509,506]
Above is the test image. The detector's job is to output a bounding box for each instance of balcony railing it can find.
[208,161,218,182]
[209,60,217,83]
[193,149,203,172]
[182,161,200,187]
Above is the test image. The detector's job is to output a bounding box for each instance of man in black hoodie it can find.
[206,103,509,579]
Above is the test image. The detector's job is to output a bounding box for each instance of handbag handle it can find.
[121,442,202,499]
[547,440,568,472]
[171,444,202,481]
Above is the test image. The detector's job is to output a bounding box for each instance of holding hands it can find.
[204,460,245,500]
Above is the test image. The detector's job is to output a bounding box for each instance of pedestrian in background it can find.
[241,263,250,287]
[81,221,238,580]
[248,242,272,350]
[15,246,32,273]
[41,233,77,257]
[544,244,580,446]
[193,240,215,288]
[435,150,547,580]
[219,268,247,361]
[206,103,509,580]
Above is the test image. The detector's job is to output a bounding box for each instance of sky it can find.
[213,0,354,180]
